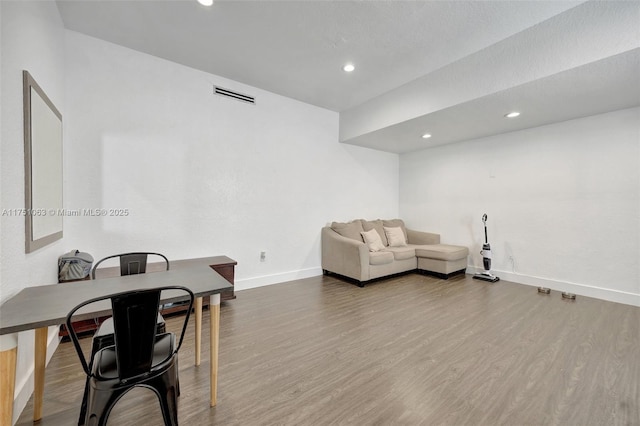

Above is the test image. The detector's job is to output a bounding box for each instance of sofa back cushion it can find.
[330,220,364,241]
[361,219,388,246]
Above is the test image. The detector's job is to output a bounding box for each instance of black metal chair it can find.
[66,286,194,426]
[91,252,170,280]
[90,252,171,353]
[78,252,170,424]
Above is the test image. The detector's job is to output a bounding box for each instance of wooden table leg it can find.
[1,334,18,426]
[33,327,48,422]
[194,297,203,366]
[209,294,220,407]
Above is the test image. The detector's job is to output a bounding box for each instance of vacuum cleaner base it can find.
[473,273,500,283]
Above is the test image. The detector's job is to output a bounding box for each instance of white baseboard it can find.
[235,267,323,292]
[13,327,60,424]
[467,266,640,307]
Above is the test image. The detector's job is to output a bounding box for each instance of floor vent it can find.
[214,86,255,104]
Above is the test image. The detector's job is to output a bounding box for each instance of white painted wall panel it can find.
[0,1,66,422]
[400,108,640,305]
[63,31,399,287]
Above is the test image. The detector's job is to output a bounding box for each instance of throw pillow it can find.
[383,219,408,242]
[361,219,388,246]
[384,226,407,247]
[361,229,385,252]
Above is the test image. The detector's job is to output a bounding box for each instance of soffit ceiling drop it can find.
[55,0,640,154]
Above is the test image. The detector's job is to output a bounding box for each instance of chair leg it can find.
[157,385,178,426]
[146,365,179,426]
[78,376,90,425]
[85,386,127,426]
[175,355,180,397]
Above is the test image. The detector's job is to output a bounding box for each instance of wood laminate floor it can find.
[16,273,639,425]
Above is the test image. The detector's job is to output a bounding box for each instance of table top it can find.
[93,255,237,279]
[0,264,233,335]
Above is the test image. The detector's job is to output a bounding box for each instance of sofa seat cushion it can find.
[415,244,469,261]
[369,251,394,265]
[383,246,416,261]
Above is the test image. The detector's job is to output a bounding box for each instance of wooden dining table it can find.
[0,262,233,425]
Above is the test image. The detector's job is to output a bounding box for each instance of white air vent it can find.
[214,86,255,104]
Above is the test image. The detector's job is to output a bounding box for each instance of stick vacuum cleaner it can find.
[473,213,500,283]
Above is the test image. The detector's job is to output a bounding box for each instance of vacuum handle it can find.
[482,213,488,244]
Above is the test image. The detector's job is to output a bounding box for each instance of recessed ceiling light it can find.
[343,64,355,72]
[505,111,520,118]
[421,133,432,139]
[198,0,213,6]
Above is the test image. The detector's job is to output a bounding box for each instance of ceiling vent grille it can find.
[214,86,255,104]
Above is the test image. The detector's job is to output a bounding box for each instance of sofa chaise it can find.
[321,219,468,286]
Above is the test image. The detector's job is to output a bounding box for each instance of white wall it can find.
[400,107,640,306]
[63,30,399,290]
[0,1,66,423]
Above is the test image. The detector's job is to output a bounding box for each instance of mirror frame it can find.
[23,70,63,253]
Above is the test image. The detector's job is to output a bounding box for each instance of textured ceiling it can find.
[56,0,640,153]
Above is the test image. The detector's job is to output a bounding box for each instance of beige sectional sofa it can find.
[321,219,468,286]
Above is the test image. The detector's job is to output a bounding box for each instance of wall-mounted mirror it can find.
[23,70,63,253]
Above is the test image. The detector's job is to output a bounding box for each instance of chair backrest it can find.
[91,252,169,279]
[111,289,162,378]
[65,286,194,379]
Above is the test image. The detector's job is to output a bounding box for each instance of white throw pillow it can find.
[384,226,407,247]
[361,229,385,252]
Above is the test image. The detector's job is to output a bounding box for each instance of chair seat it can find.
[92,333,175,381]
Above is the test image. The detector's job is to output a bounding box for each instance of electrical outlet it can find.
[260,251,266,262]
